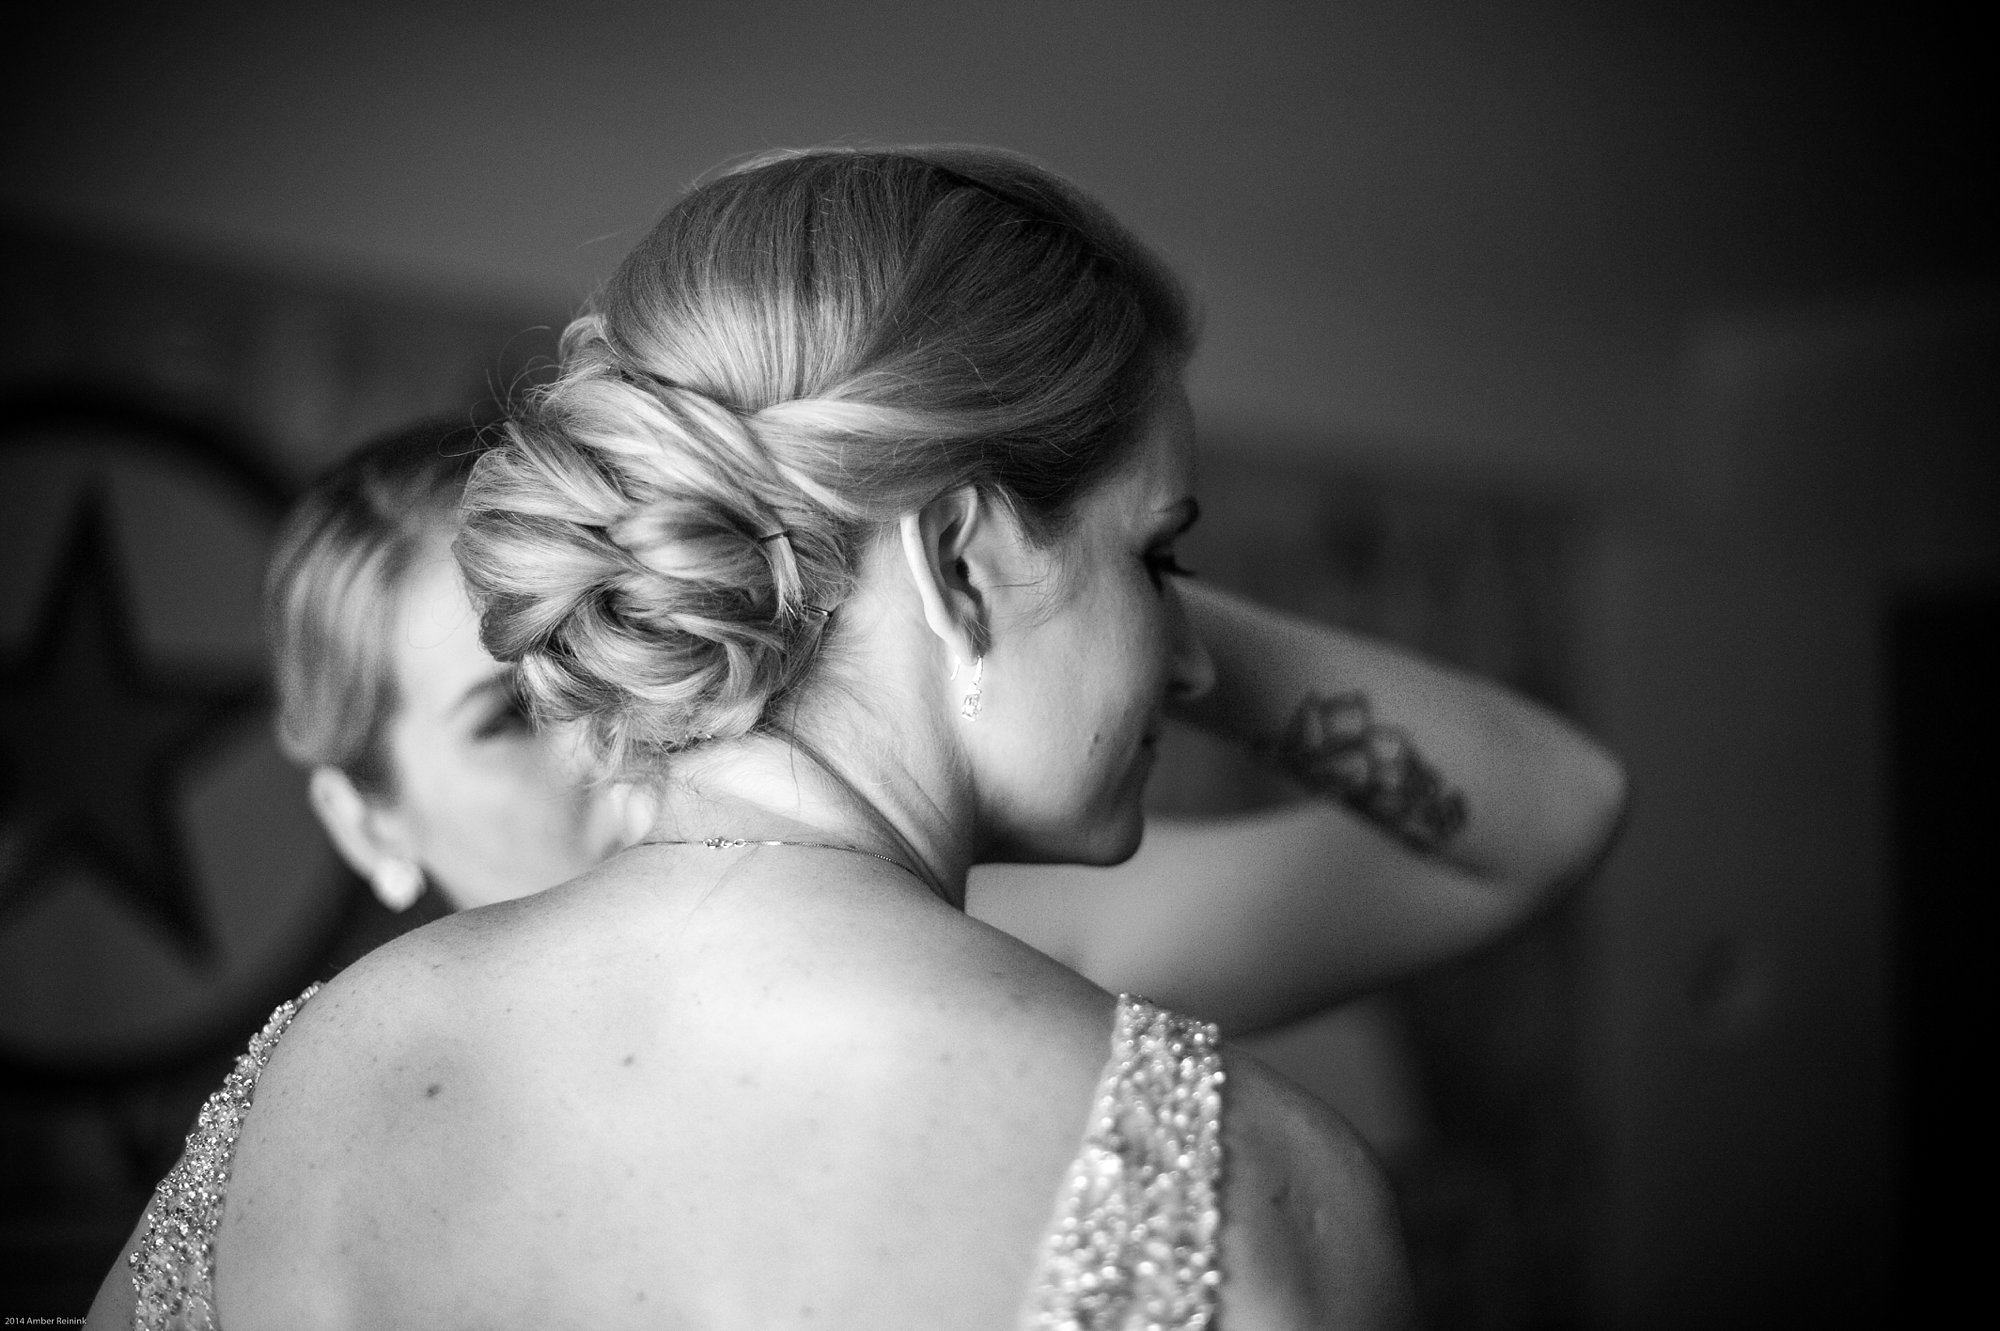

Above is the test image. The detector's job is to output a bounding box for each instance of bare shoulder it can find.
[205,858,1133,1327]
[208,892,598,1327]
[228,889,531,1108]
[1217,1047,1417,1330]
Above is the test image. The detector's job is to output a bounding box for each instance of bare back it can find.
[93,846,1411,1329]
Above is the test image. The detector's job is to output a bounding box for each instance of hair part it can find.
[267,418,492,794]
[457,145,1195,777]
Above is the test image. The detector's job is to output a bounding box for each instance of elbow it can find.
[1486,735,1628,907]
[1589,746,1631,850]
[1547,739,1630,891]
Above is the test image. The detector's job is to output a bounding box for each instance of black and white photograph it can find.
[0,2,1990,1326]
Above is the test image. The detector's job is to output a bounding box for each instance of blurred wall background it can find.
[1,1,1991,1325]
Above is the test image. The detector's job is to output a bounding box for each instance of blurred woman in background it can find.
[264,421,645,916]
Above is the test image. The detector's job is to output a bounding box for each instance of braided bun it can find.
[457,146,1191,774]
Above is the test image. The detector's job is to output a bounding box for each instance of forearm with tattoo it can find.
[1261,691,1469,853]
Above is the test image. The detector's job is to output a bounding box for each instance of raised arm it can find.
[968,579,1626,1034]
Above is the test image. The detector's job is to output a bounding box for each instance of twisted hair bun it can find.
[457,146,1191,773]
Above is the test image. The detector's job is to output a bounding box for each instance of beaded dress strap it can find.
[129,983,322,1331]
[1022,994,1226,1330]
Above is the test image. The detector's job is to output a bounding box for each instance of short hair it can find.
[267,418,490,793]
[456,145,1195,775]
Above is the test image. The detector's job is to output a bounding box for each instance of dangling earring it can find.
[370,859,425,912]
[951,654,984,721]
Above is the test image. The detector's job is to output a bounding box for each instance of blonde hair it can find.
[267,419,489,793]
[457,146,1193,774]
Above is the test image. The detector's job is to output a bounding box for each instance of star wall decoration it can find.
[0,390,358,1085]
[0,486,267,965]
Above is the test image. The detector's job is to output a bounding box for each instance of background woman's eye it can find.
[474,696,533,740]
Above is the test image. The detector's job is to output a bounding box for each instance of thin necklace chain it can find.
[640,836,918,878]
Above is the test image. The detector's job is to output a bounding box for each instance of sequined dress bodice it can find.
[128,983,320,1331]
[1023,996,1227,1330]
[127,990,1225,1330]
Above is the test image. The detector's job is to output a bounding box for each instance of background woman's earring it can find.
[370,859,425,912]
[955,654,984,720]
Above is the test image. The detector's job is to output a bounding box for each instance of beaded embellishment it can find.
[1023,995,1226,1331]
[128,984,321,1331]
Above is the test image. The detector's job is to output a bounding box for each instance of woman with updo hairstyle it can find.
[93,147,1624,1329]
[467,148,1199,785]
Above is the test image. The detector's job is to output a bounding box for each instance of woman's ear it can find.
[897,486,990,665]
[307,766,426,912]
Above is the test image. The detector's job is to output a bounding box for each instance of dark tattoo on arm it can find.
[1261,691,1468,853]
